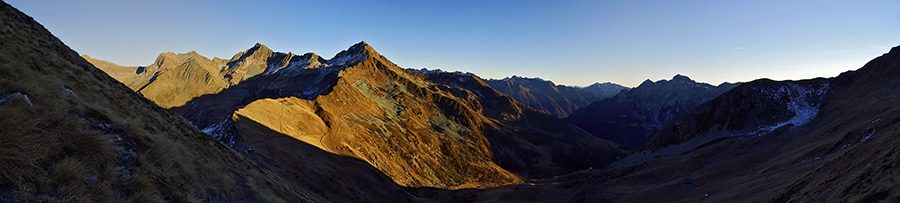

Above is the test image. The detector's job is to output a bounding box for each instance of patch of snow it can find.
[278,59,315,75]
[861,129,875,142]
[406,68,476,76]
[408,68,442,74]
[328,54,367,66]
[759,99,819,131]
[0,93,32,107]
[263,63,281,75]
[201,119,230,139]
[62,87,77,97]
[755,82,831,133]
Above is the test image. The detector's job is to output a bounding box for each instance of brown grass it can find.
[0,2,304,201]
[0,102,46,186]
[51,157,89,185]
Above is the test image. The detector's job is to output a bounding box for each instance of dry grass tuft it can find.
[1,2,282,201]
[124,175,163,203]
[51,157,89,185]
[0,102,48,186]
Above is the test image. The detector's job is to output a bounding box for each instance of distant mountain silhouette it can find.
[406,69,628,118]
[564,75,738,148]
[483,76,627,118]
[581,82,629,99]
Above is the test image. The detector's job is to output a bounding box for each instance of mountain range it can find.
[468,45,900,202]
[81,46,278,108]
[88,42,625,189]
[564,75,739,148]
[4,1,900,202]
[482,76,627,118]
[408,69,628,118]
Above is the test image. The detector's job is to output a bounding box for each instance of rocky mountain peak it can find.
[638,79,654,87]
[186,50,201,56]
[226,43,274,68]
[671,74,692,82]
[328,41,379,66]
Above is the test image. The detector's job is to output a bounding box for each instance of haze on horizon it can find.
[7,0,899,87]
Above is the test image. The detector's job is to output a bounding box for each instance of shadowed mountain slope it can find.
[420,72,625,181]
[426,45,900,202]
[564,75,738,148]
[0,2,438,202]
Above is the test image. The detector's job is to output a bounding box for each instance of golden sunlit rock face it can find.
[231,45,524,189]
[234,98,329,150]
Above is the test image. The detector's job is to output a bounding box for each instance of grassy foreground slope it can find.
[0,2,431,202]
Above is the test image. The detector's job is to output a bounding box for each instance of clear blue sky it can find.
[7,0,899,87]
